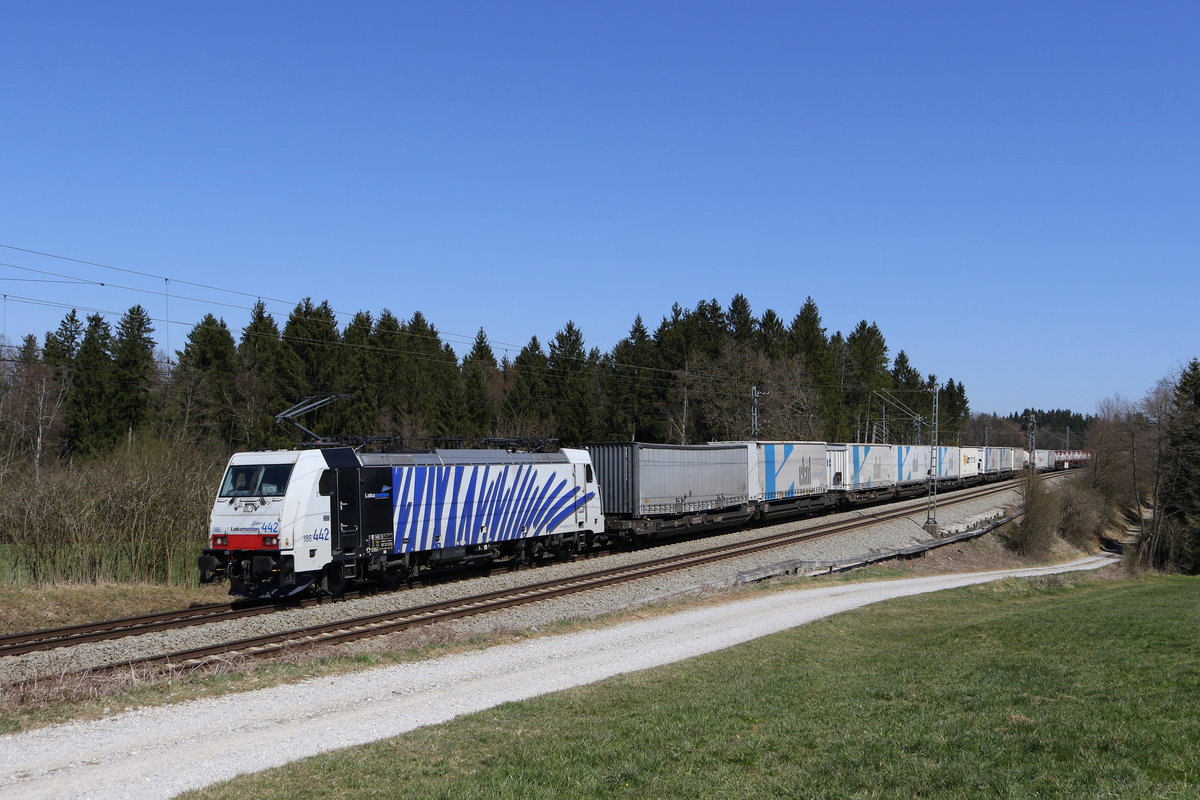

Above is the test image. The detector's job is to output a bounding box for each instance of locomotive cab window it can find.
[219,464,295,497]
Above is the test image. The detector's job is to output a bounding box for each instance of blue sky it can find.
[1,1,1195,416]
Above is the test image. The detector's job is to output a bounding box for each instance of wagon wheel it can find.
[381,564,409,590]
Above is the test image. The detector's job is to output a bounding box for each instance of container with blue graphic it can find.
[895,445,933,485]
[826,443,896,491]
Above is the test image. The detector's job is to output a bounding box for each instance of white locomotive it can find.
[198,447,604,597]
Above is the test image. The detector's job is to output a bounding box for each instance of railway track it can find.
[0,584,407,659]
[0,558,576,661]
[88,478,1024,675]
[0,602,278,659]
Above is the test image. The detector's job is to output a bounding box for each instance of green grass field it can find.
[185,572,1200,799]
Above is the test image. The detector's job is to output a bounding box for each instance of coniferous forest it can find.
[13,293,981,459]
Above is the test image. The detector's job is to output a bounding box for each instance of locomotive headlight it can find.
[213,535,227,546]
[262,535,279,547]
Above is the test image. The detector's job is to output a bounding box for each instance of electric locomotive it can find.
[198,446,605,597]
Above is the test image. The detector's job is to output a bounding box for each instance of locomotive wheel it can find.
[321,563,348,596]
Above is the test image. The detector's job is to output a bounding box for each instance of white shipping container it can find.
[896,445,932,485]
[752,441,829,501]
[828,443,895,490]
[935,446,962,479]
[960,447,982,478]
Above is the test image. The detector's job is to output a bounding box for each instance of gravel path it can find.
[0,552,1116,799]
[0,486,1022,684]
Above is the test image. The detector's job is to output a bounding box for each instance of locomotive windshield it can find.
[219,464,294,497]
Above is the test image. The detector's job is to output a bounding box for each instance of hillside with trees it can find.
[0,292,1111,586]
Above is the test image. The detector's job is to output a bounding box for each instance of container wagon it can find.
[895,444,933,496]
[827,443,896,502]
[585,442,753,535]
[717,440,831,519]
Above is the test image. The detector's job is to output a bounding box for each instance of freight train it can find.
[198,441,1084,597]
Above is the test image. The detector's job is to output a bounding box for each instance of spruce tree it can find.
[66,313,116,456]
[338,311,379,436]
[603,315,661,441]
[372,309,406,435]
[827,331,850,440]
[790,297,841,439]
[547,321,596,446]
[111,305,158,437]
[43,309,83,369]
[757,308,787,359]
[399,312,460,441]
[727,293,756,343]
[236,302,295,447]
[461,328,498,439]
[938,378,971,442]
[1151,359,1200,572]
[846,320,891,441]
[502,335,553,437]
[172,314,238,444]
[280,298,340,399]
[689,298,728,359]
[889,350,927,442]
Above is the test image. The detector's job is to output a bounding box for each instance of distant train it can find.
[198,441,1086,597]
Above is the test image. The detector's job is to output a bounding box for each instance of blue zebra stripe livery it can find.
[392,464,595,553]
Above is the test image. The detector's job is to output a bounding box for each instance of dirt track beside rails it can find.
[0,553,1116,800]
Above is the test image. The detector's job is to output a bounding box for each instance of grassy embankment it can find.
[185,572,1200,800]
[0,581,225,635]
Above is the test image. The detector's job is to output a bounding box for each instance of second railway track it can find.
[0,602,277,659]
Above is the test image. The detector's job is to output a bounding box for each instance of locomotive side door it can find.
[574,463,591,528]
[332,468,362,553]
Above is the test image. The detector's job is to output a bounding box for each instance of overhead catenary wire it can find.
[0,243,980,413]
[1,242,922,386]
[0,243,517,352]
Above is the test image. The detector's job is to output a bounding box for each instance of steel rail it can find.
[0,602,287,658]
